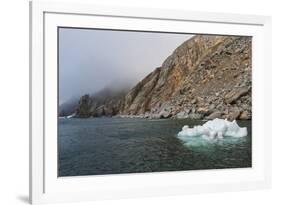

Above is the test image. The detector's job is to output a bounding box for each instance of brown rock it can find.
[191,99,197,104]
[159,109,172,118]
[188,113,203,120]
[224,87,249,104]
[227,110,241,121]
[197,107,210,115]
[239,111,251,120]
[176,111,189,119]
[206,111,222,120]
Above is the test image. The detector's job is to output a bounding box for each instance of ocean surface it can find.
[58,118,252,177]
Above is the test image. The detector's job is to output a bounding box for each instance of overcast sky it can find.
[59,28,193,104]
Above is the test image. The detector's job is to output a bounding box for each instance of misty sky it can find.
[59,28,193,104]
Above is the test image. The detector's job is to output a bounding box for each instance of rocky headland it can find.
[65,35,251,120]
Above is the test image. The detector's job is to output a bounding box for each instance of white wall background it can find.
[0,0,279,204]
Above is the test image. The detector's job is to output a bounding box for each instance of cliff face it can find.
[76,35,252,120]
[75,88,126,118]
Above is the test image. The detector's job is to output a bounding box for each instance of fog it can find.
[59,28,193,104]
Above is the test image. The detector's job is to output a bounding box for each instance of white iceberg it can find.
[177,118,247,141]
[66,113,76,119]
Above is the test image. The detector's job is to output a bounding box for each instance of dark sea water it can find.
[58,118,252,177]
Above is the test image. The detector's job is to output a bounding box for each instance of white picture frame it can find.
[30,1,272,204]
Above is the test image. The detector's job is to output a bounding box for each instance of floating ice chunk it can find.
[66,113,75,119]
[182,125,189,130]
[177,118,247,141]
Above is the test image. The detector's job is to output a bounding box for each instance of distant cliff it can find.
[75,35,252,120]
[75,88,127,118]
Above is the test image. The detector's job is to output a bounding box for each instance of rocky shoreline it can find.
[62,35,252,121]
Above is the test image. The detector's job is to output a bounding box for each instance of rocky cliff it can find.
[75,88,127,118]
[76,35,252,120]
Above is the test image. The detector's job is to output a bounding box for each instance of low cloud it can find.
[59,28,193,104]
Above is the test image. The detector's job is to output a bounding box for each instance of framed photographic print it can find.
[30,1,272,204]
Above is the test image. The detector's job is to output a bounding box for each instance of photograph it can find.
[58,27,252,177]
